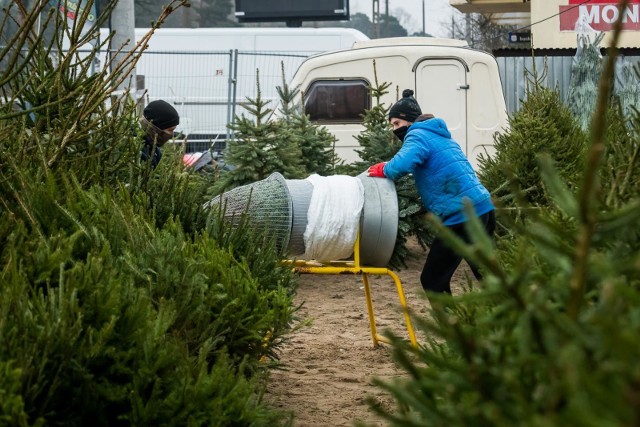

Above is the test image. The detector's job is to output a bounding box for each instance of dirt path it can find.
[266,239,472,427]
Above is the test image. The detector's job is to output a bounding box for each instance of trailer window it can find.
[304,80,370,123]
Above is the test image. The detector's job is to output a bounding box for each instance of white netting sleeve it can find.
[574,14,600,49]
[303,174,365,262]
[567,15,605,130]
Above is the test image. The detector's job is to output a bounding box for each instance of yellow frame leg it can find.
[386,269,418,347]
[285,231,418,348]
[361,273,380,346]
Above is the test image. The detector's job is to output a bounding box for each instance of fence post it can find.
[226,49,234,142]
[227,49,238,142]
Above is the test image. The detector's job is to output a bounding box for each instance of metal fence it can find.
[496,54,640,116]
[6,46,638,154]
[496,55,575,115]
[132,49,318,153]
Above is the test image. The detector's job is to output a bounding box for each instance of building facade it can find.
[450,0,640,49]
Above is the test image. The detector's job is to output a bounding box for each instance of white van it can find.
[283,37,509,170]
[100,27,369,148]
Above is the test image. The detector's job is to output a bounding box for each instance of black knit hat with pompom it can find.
[388,89,422,122]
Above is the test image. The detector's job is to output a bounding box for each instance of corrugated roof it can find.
[450,0,531,14]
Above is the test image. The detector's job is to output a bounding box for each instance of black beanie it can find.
[388,89,422,123]
[143,100,180,130]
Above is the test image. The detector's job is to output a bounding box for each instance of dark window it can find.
[304,80,370,123]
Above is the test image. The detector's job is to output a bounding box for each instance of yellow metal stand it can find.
[284,233,418,348]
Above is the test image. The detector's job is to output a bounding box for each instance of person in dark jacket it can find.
[140,99,180,169]
[368,89,496,296]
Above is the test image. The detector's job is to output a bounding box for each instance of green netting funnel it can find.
[206,172,293,253]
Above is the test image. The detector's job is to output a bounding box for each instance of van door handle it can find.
[457,84,470,90]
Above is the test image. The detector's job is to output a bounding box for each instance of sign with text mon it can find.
[560,0,640,31]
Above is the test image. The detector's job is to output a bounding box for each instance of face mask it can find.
[140,117,173,147]
[393,125,409,142]
[154,130,174,146]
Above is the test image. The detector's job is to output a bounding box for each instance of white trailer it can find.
[101,27,369,149]
[279,37,509,170]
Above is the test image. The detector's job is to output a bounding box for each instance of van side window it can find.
[304,80,370,123]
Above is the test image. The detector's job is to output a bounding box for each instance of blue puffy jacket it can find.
[383,117,493,225]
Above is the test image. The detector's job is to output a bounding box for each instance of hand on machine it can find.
[367,162,387,178]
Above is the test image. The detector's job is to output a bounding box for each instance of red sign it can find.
[560,3,640,31]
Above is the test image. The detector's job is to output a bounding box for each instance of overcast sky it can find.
[349,0,460,37]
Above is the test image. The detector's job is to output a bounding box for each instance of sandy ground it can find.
[265,238,472,427]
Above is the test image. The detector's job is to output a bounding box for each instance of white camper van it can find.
[283,37,508,170]
[101,27,369,149]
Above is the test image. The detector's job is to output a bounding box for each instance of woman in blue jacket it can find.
[368,89,495,295]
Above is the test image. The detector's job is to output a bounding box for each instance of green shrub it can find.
[0,183,294,425]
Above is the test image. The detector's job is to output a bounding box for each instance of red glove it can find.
[368,162,387,178]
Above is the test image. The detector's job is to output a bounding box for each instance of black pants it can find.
[420,210,496,294]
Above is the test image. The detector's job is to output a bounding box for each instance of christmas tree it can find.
[274,63,337,176]
[566,19,605,130]
[215,70,305,193]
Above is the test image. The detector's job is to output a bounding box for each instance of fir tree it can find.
[274,63,336,176]
[600,96,640,210]
[349,81,401,168]
[566,32,605,130]
[215,71,305,193]
[613,56,640,120]
[478,76,587,222]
